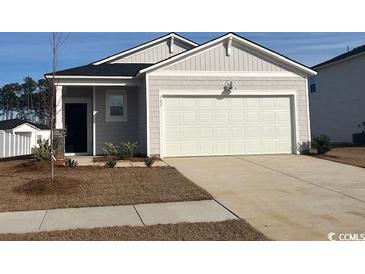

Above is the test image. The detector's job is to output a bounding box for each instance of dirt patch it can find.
[0,160,212,212]
[13,177,81,196]
[315,147,365,168]
[0,220,269,241]
[14,160,50,173]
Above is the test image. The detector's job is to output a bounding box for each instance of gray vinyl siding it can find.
[112,41,189,64]
[148,76,309,156]
[163,42,289,72]
[63,86,145,155]
[94,86,140,155]
[310,53,365,143]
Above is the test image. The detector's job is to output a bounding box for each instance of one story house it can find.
[46,32,316,157]
[310,44,365,144]
[0,119,50,148]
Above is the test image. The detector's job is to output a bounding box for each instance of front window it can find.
[106,90,128,122]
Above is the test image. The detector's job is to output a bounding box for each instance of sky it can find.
[1,32,365,86]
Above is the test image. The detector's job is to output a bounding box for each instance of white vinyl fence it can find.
[0,132,31,158]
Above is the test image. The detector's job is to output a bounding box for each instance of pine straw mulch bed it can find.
[0,160,212,212]
[0,220,269,241]
[314,146,365,168]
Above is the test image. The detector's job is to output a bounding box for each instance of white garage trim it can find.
[150,71,301,78]
[158,90,300,158]
[305,77,312,144]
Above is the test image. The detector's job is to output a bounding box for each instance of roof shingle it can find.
[45,63,153,77]
[0,119,49,130]
[313,44,365,69]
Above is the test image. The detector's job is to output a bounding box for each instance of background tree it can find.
[0,83,21,119]
[33,79,50,125]
[48,32,69,180]
[20,76,37,120]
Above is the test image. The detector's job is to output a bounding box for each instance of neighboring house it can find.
[0,119,50,148]
[45,32,316,157]
[311,45,365,143]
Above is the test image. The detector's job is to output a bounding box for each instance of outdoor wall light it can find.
[223,80,236,93]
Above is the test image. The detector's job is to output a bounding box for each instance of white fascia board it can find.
[93,33,198,65]
[139,33,317,76]
[149,70,302,77]
[159,89,297,96]
[45,75,134,79]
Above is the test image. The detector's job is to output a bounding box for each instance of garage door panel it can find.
[165,127,180,140]
[275,97,290,107]
[215,112,229,122]
[246,111,260,122]
[215,143,230,154]
[276,111,291,122]
[182,127,197,139]
[245,98,260,107]
[162,96,293,157]
[165,112,179,124]
[198,127,214,139]
[246,127,260,138]
[261,141,276,153]
[215,127,230,139]
[246,142,261,154]
[230,112,244,122]
[182,112,197,123]
[198,112,214,123]
[260,127,275,138]
[198,142,214,154]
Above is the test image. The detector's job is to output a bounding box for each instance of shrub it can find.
[105,160,117,168]
[312,134,331,154]
[144,157,155,167]
[33,140,52,161]
[120,141,138,158]
[64,158,79,167]
[102,143,119,157]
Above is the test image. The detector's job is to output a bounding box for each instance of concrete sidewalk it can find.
[0,200,237,234]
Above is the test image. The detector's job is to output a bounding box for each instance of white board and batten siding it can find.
[111,41,190,64]
[147,41,310,157]
[0,132,31,158]
[164,42,289,72]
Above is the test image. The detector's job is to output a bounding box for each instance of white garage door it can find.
[161,96,293,157]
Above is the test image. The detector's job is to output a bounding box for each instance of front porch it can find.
[54,79,147,157]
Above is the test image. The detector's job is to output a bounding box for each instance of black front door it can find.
[65,103,87,153]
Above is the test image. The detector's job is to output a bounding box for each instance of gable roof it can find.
[45,63,152,78]
[93,33,198,65]
[313,44,365,69]
[139,32,317,76]
[0,119,49,131]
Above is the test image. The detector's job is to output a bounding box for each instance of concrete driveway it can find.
[165,155,365,240]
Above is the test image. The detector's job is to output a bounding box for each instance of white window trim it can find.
[105,90,128,122]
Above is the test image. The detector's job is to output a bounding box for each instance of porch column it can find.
[54,85,66,165]
[55,85,63,129]
[92,86,96,156]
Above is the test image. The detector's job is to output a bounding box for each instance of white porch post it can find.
[55,85,63,129]
[92,86,96,156]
